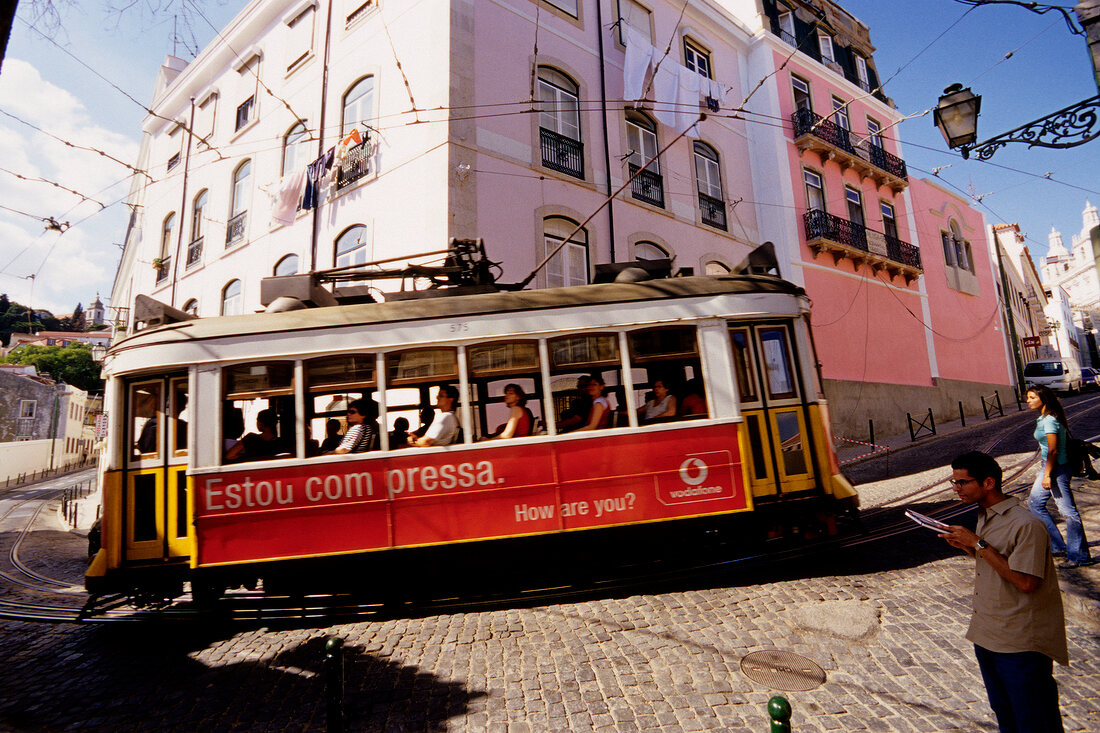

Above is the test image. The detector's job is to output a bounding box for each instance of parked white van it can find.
[1023,358,1082,393]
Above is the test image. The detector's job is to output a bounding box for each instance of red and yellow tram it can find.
[87,273,856,601]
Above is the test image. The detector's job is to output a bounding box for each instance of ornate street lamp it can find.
[934,84,981,149]
[934,0,1100,160]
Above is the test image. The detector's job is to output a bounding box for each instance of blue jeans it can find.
[1029,463,1091,564]
[974,645,1063,733]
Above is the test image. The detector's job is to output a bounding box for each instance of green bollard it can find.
[325,637,345,733]
[768,695,792,733]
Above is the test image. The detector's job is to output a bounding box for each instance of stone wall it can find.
[0,370,59,442]
[0,439,53,479]
[823,377,1018,443]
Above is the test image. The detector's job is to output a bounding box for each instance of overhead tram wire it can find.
[0,166,108,210]
[17,16,225,161]
[0,108,156,183]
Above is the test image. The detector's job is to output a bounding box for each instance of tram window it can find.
[728,328,758,403]
[468,341,544,440]
[385,348,461,445]
[758,327,797,400]
[171,379,189,455]
[775,411,807,475]
[306,355,376,452]
[130,382,162,460]
[549,334,622,431]
[223,363,296,462]
[628,326,707,422]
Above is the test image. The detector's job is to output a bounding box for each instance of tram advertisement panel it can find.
[193,424,748,566]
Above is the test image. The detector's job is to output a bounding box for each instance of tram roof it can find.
[110,275,805,354]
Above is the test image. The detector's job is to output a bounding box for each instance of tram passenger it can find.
[329,399,376,454]
[557,375,593,433]
[573,375,612,432]
[389,417,410,449]
[638,379,677,423]
[410,385,459,447]
[319,419,343,453]
[222,407,245,456]
[227,409,291,461]
[491,384,534,439]
[412,405,434,439]
[678,378,708,418]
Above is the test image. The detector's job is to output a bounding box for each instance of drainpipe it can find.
[169,98,197,308]
[310,0,336,274]
[594,0,616,262]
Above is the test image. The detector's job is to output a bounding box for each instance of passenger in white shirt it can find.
[410,385,459,447]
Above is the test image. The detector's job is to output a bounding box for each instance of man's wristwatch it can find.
[975,538,990,552]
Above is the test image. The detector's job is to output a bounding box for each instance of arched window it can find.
[543,217,588,288]
[221,280,242,316]
[342,77,374,137]
[274,254,299,276]
[282,122,311,175]
[693,142,726,230]
[182,299,199,316]
[626,111,663,207]
[634,241,668,261]
[187,190,208,268]
[228,160,251,246]
[704,260,730,276]
[335,226,368,286]
[538,67,580,141]
[160,213,175,259]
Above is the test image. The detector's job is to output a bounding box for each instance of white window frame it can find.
[880,201,897,239]
[221,280,243,316]
[285,4,317,73]
[543,218,589,288]
[538,68,581,141]
[283,122,312,175]
[626,113,659,174]
[545,0,578,18]
[778,12,795,43]
[230,160,252,218]
[235,95,255,132]
[867,117,883,149]
[275,254,300,276]
[683,39,712,79]
[845,186,863,227]
[804,169,824,212]
[19,400,36,419]
[342,76,375,137]
[634,241,669,261]
[831,97,850,131]
[618,0,652,45]
[693,142,722,200]
[791,75,811,113]
[818,32,835,63]
[160,213,175,260]
[855,55,870,91]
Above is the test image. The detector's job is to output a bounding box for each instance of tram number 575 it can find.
[449,322,469,333]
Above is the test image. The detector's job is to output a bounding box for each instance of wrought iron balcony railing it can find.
[539,127,584,179]
[804,209,921,277]
[335,140,373,191]
[698,192,727,231]
[226,211,247,247]
[792,108,908,186]
[186,237,203,268]
[628,163,664,208]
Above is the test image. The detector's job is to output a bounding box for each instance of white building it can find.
[1041,201,1100,365]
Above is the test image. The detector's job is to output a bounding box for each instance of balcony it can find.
[804,210,922,282]
[698,192,727,231]
[155,256,171,285]
[628,163,664,208]
[186,237,203,269]
[791,109,908,192]
[539,127,584,179]
[226,212,247,247]
[335,139,373,191]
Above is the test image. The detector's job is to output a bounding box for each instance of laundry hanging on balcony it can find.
[268,168,307,226]
[302,148,335,210]
[623,28,729,132]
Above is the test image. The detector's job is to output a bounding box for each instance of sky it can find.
[0,0,1097,317]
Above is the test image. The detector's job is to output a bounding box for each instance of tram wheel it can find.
[191,580,226,609]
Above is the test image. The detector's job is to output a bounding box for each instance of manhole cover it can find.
[740,650,826,691]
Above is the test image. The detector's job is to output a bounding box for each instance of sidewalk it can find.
[833,399,1100,632]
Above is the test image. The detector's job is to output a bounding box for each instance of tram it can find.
[87,248,857,603]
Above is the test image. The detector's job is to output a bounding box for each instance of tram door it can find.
[124,376,190,562]
[729,323,817,498]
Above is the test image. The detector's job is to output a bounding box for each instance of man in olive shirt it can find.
[942,451,1067,733]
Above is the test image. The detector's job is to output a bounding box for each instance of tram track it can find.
[4,397,1098,624]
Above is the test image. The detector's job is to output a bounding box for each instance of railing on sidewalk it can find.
[982,390,1004,420]
[3,457,97,489]
[60,479,98,527]
[907,408,936,442]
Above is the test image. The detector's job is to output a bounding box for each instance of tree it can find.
[63,302,85,332]
[1,342,103,392]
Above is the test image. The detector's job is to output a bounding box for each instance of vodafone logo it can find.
[678,457,709,486]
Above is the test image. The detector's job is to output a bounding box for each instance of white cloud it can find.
[0,58,135,316]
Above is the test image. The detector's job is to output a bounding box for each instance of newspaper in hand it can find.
[905,509,951,534]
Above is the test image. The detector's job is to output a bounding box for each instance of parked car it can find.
[1024,359,1083,394]
[1081,367,1100,391]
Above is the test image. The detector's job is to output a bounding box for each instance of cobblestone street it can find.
[2,419,1099,731]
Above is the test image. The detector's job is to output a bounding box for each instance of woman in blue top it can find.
[1026,385,1094,567]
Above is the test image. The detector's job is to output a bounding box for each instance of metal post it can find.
[959,401,965,427]
[868,419,874,447]
[325,637,345,733]
[767,695,792,733]
[907,412,915,442]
